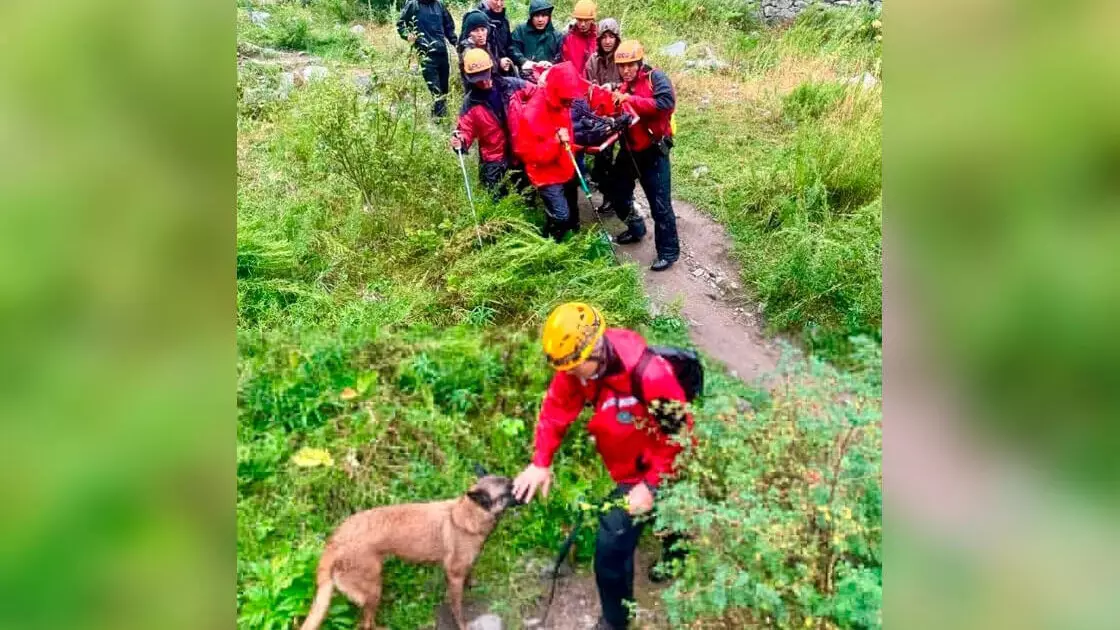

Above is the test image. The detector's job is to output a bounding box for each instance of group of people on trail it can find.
[398,0,682,271]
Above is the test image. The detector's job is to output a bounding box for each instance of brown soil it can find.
[579,191,782,384]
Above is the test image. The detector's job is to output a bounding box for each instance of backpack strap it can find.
[630,348,654,405]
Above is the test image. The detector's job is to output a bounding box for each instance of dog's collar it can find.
[450,499,492,536]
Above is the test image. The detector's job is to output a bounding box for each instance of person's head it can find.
[531,11,551,29]
[471,26,489,46]
[597,18,619,53]
[572,0,596,33]
[463,48,494,90]
[464,11,490,46]
[542,302,608,379]
[614,39,644,82]
[541,62,584,108]
[484,0,505,13]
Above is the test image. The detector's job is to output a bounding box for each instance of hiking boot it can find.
[650,258,675,272]
[596,200,614,215]
[614,230,642,245]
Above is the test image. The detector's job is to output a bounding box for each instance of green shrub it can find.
[657,341,882,629]
[783,82,847,123]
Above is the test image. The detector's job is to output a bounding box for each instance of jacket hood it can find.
[528,0,554,20]
[597,18,620,38]
[542,61,585,107]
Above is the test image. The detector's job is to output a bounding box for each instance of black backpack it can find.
[630,346,704,404]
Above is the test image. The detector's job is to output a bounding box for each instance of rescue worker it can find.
[584,17,621,86]
[609,40,681,272]
[462,0,514,70]
[456,10,506,86]
[456,4,512,76]
[513,302,693,630]
[583,17,622,199]
[451,49,532,199]
[396,0,457,120]
[560,0,598,74]
[510,0,563,81]
[511,62,584,241]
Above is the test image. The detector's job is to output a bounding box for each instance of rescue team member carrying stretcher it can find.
[513,303,693,630]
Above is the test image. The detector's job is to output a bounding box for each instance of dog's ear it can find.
[472,463,488,478]
[467,488,493,510]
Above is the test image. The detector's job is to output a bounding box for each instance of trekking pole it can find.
[454,140,484,248]
[561,138,615,256]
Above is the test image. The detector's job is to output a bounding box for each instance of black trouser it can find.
[611,144,681,262]
[595,483,687,629]
[419,48,450,119]
[590,144,615,187]
[538,178,580,242]
[479,159,508,200]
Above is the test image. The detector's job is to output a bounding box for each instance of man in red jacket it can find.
[512,61,585,241]
[513,302,693,630]
[451,49,532,198]
[607,40,681,272]
[560,0,598,75]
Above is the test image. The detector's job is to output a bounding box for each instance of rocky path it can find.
[580,190,781,385]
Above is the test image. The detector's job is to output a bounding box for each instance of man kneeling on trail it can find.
[511,61,584,242]
[513,302,693,630]
[451,48,532,199]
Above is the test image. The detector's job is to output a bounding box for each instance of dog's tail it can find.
[299,562,335,630]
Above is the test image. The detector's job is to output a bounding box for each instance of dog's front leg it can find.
[445,568,468,630]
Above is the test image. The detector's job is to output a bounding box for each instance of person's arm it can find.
[636,357,692,488]
[510,26,529,68]
[396,1,415,41]
[442,4,457,46]
[626,69,676,118]
[530,373,585,468]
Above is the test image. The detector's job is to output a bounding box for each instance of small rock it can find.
[524,619,541,628]
[278,71,295,98]
[699,95,712,110]
[302,65,329,82]
[691,268,706,278]
[845,71,878,90]
[661,41,688,58]
[249,10,270,27]
[350,24,366,35]
[730,282,741,290]
[691,165,710,179]
[352,73,372,93]
[467,614,503,630]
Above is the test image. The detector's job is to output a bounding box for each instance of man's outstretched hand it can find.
[512,464,552,504]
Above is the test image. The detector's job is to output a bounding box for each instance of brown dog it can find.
[299,475,517,630]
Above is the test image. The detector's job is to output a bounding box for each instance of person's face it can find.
[471,26,488,46]
[619,61,639,82]
[576,18,593,33]
[473,78,494,89]
[486,0,504,12]
[531,12,550,29]
[600,33,617,52]
[567,349,603,380]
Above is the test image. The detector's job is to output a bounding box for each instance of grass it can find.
[237,1,881,628]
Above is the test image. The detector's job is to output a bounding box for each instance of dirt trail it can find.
[580,191,781,384]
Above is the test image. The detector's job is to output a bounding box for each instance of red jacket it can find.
[620,65,676,153]
[560,24,598,78]
[512,62,585,186]
[457,104,506,162]
[531,329,693,488]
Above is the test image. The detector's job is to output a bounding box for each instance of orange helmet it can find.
[462,48,494,75]
[572,0,597,20]
[614,40,644,64]
[542,302,606,370]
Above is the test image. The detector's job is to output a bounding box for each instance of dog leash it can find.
[539,509,585,628]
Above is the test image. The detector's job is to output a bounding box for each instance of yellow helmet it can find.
[614,39,644,64]
[462,48,494,75]
[542,302,606,370]
[572,0,597,20]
